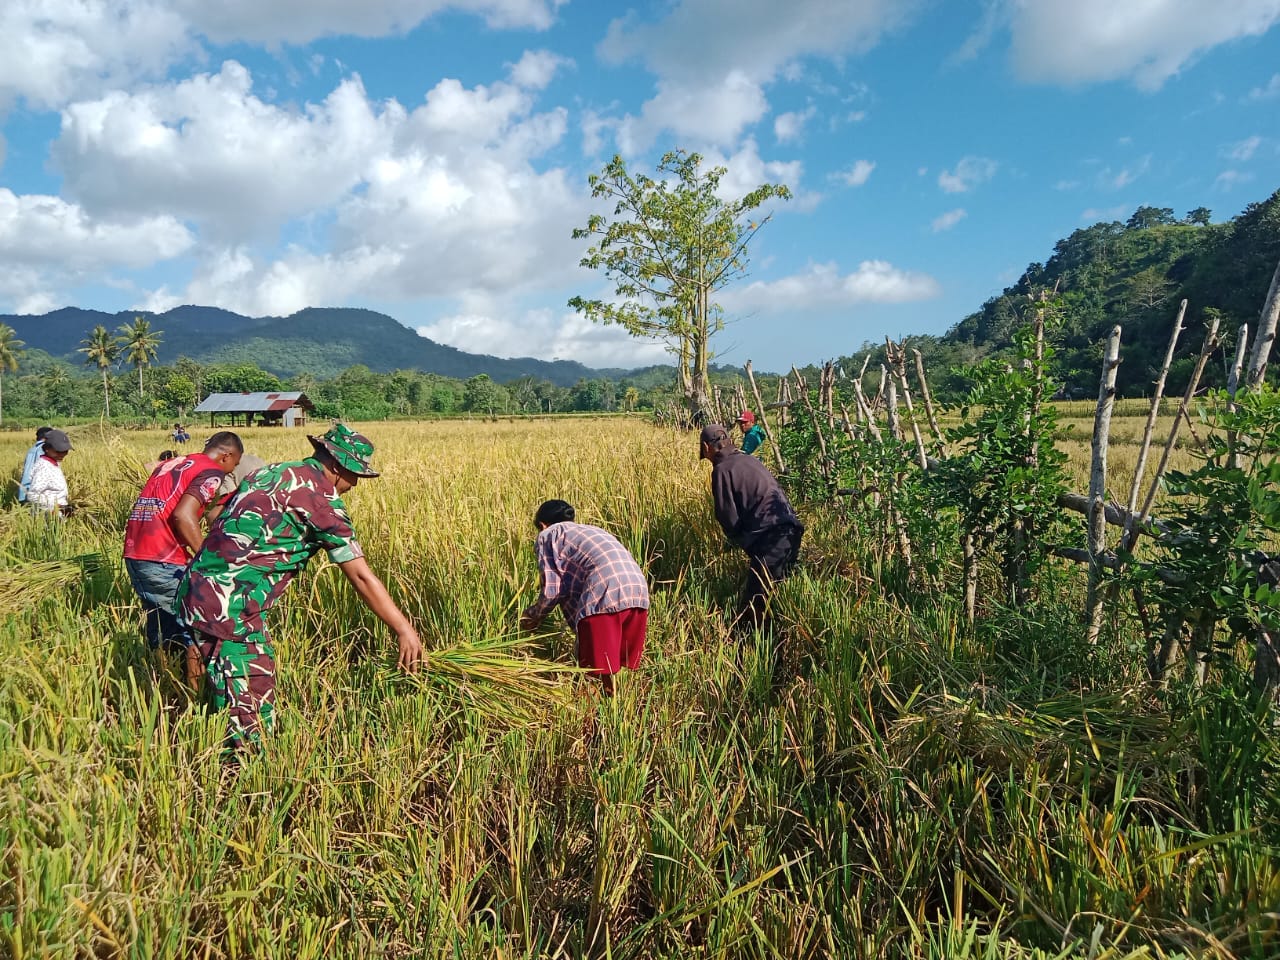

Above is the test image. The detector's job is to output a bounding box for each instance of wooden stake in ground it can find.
[1245,256,1280,388]
[886,339,928,470]
[883,364,902,441]
[1138,315,1221,527]
[1121,300,1186,552]
[1085,325,1122,645]
[1226,322,1250,472]
[912,348,943,444]
[793,367,833,488]
[744,360,786,474]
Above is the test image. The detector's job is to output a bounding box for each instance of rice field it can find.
[1,417,1276,959]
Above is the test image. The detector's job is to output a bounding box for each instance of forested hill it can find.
[874,190,1280,399]
[0,305,619,387]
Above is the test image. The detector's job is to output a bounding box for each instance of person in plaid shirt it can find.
[519,499,649,696]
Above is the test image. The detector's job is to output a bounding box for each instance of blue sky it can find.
[1,1,1278,371]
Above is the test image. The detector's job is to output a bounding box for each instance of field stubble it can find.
[0,418,1275,959]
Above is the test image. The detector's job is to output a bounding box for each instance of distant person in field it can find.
[172,424,190,446]
[177,423,423,757]
[699,424,803,633]
[125,432,244,687]
[735,410,766,456]
[519,499,649,697]
[17,425,52,504]
[26,429,74,516]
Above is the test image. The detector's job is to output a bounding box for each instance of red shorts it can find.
[576,608,648,676]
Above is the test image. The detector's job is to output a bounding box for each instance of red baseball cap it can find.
[735,410,755,425]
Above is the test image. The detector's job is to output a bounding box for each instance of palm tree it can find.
[0,324,25,426]
[79,325,120,418]
[118,316,162,397]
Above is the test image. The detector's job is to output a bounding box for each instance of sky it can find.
[1,1,1279,372]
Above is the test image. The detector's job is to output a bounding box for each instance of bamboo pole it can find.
[793,367,832,488]
[1085,325,1122,645]
[883,365,902,440]
[912,348,943,443]
[744,361,786,474]
[1121,300,1187,552]
[1245,256,1280,389]
[1224,322,1250,472]
[1137,316,1221,525]
[887,339,928,469]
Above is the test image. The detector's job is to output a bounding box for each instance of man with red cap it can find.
[735,410,767,456]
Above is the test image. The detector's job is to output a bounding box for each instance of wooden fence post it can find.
[1085,325,1122,645]
[1245,256,1280,388]
[912,348,943,444]
[1137,316,1221,527]
[1121,301,1187,552]
[745,361,786,474]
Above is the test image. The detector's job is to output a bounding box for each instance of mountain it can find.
[841,191,1280,400]
[0,305,636,387]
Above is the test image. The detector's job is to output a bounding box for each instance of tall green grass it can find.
[0,420,1275,958]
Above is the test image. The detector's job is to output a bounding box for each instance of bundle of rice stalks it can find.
[0,557,93,617]
[390,634,582,723]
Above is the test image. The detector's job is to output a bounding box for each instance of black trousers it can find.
[739,523,804,631]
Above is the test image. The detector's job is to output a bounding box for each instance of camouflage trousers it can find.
[194,630,276,752]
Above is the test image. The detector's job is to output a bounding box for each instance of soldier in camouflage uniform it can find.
[177,423,423,755]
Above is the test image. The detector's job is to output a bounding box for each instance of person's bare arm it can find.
[338,555,424,671]
[170,493,207,556]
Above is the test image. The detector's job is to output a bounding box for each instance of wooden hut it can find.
[194,392,314,428]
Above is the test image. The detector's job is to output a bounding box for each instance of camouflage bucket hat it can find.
[308,423,379,478]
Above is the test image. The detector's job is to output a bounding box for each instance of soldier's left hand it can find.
[396,626,424,673]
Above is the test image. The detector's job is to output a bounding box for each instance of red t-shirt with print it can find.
[124,453,225,566]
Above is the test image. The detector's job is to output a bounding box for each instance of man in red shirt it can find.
[124,430,243,686]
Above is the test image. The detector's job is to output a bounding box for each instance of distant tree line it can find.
[0,342,762,426]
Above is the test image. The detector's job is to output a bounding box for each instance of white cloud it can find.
[1005,0,1280,91]
[1248,73,1280,100]
[938,156,997,193]
[700,139,819,211]
[774,106,817,143]
[1224,135,1263,161]
[1098,154,1151,190]
[0,188,193,268]
[600,0,918,149]
[507,49,571,90]
[721,260,940,314]
[56,62,399,238]
[417,307,669,367]
[931,208,967,232]
[0,187,194,314]
[0,0,191,109]
[1081,204,1130,222]
[0,1,567,112]
[615,71,769,151]
[1054,179,1081,191]
[832,159,875,187]
[1215,169,1255,190]
[178,0,568,44]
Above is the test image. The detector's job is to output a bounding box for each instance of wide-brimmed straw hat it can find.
[308,423,379,478]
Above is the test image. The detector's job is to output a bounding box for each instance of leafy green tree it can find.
[463,374,510,415]
[161,375,197,417]
[0,323,25,425]
[1127,206,1177,230]
[78,325,120,418]
[1185,207,1212,226]
[42,364,76,418]
[118,316,162,397]
[570,150,790,422]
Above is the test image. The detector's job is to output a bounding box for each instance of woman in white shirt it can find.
[27,428,72,514]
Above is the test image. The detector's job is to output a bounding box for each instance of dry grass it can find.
[0,418,1274,959]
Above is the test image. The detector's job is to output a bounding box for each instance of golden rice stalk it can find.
[0,558,89,617]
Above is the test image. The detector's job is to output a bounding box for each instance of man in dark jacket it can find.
[699,423,803,632]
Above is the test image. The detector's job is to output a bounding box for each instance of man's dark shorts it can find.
[124,558,190,653]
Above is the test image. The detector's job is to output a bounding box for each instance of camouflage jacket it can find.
[177,457,364,641]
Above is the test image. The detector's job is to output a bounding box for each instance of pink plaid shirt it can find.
[526,522,649,628]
